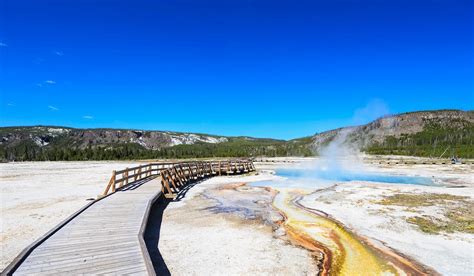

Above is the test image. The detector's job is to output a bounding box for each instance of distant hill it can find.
[308,109,474,158]
[0,126,310,161]
[1,109,472,161]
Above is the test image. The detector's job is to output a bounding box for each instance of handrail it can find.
[101,159,255,197]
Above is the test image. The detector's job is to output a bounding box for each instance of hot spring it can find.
[251,167,441,189]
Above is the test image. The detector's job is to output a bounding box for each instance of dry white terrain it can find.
[1,161,316,274]
[0,161,140,269]
[259,158,474,275]
[158,174,318,275]
[299,181,473,275]
[1,158,473,275]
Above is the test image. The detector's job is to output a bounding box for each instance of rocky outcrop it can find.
[310,110,474,152]
[0,126,229,150]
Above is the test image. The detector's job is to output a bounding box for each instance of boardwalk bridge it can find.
[3,160,255,275]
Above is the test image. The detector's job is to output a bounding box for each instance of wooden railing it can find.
[102,159,255,198]
[254,158,297,163]
[370,161,474,165]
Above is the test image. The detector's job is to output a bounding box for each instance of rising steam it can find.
[313,99,391,175]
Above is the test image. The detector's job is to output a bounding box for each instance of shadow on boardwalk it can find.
[121,176,159,191]
[144,178,204,275]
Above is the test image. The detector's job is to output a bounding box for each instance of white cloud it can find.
[0,42,7,47]
[36,83,43,87]
[48,105,59,111]
[83,115,94,119]
[54,51,64,56]
[7,103,15,107]
[45,80,56,84]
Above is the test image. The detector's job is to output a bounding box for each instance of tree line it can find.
[0,140,313,161]
[366,121,474,158]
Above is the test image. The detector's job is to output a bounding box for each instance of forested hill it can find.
[0,127,311,161]
[1,109,472,161]
[309,109,474,158]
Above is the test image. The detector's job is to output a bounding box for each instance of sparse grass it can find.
[407,209,474,234]
[445,207,474,234]
[378,193,468,207]
[377,193,474,234]
[406,216,441,234]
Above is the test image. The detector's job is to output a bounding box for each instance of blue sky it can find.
[0,0,472,139]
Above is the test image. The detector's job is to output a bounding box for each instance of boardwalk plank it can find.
[16,256,143,274]
[18,248,143,270]
[20,248,141,266]
[24,242,139,260]
[13,178,161,275]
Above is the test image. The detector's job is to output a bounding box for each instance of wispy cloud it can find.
[45,80,56,84]
[7,103,15,107]
[0,42,7,47]
[83,115,94,119]
[33,57,45,64]
[54,51,64,56]
[48,105,59,111]
[36,83,43,87]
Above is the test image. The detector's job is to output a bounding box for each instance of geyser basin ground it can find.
[1,158,473,274]
[252,158,473,275]
[249,167,444,275]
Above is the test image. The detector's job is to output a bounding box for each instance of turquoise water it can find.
[277,168,435,185]
[252,168,439,189]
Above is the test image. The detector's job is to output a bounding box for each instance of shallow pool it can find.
[278,168,436,185]
[252,168,439,189]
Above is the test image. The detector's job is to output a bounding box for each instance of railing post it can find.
[174,166,183,186]
[160,171,173,197]
[125,168,129,185]
[168,169,178,191]
[102,170,116,196]
[111,170,117,193]
[181,165,188,182]
[137,167,140,180]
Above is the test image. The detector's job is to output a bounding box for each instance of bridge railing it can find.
[102,159,255,197]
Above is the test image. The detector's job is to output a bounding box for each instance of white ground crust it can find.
[2,158,473,275]
[0,161,141,270]
[301,182,474,275]
[158,174,318,275]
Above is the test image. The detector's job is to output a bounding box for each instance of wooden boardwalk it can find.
[14,178,160,275]
[5,160,255,275]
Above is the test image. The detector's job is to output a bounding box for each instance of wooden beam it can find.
[160,171,175,197]
[103,171,116,196]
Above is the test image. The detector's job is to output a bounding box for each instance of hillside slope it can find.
[309,110,474,158]
[0,126,310,161]
[1,109,472,161]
